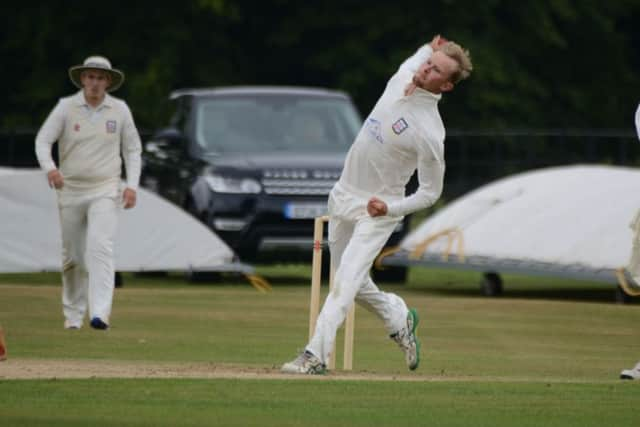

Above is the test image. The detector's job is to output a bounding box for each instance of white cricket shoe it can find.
[281,350,326,375]
[64,320,82,330]
[620,361,640,380]
[391,308,421,371]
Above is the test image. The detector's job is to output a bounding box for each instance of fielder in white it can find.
[35,56,141,330]
[620,102,640,379]
[282,36,473,374]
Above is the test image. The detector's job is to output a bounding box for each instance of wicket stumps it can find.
[309,215,355,370]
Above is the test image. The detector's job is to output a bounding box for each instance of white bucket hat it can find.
[68,55,125,92]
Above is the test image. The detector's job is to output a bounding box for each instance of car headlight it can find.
[205,174,262,194]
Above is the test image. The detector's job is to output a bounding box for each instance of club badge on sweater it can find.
[106,120,117,133]
[392,118,409,135]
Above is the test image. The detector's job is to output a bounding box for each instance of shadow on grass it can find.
[4,267,637,305]
[155,264,640,305]
[406,273,639,305]
[426,285,636,304]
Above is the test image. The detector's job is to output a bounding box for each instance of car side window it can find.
[168,97,192,138]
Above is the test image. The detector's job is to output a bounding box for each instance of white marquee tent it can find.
[0,167,251,275]
[379,165,640,294]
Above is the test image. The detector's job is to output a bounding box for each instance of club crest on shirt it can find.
[392,118,409,135]
[106,120,117,134]
[366,117,384,144]
[74,123,80,132]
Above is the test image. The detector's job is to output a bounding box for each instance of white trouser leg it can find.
[628,247,640,284]
[59,201,89,326]
[355,277,409,335]
[627,208,640,283]
[307,213,400,363]
[86,196,119,322]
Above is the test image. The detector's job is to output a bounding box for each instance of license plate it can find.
[284,202,327,219]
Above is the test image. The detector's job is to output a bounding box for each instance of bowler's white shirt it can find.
[338,44,445,218]
[35,91,142,193]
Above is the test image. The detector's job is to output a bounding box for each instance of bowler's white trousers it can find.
[306,183,410,363]
[58,191,119,327]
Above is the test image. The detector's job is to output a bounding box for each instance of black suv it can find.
[141,86,409,280]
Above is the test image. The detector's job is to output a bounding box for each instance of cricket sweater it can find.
[35,91,142,198]
[338,44,445,218]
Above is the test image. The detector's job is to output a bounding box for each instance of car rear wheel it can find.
[480,272,503,296]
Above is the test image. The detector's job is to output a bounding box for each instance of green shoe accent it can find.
[313,365,328,375]
[408,308,420,371]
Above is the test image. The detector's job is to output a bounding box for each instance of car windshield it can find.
[194,94,362,154]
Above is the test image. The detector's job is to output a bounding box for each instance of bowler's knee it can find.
[62,248,85,270]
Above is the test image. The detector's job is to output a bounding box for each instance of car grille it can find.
[262,169,340,195]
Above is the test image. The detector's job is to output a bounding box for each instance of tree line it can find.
[1,0,639,133]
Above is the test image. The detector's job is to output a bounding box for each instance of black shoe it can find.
[90,317,109,330]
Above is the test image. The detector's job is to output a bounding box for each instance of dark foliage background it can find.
[1,0,639,132]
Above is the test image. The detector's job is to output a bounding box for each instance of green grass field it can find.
[1,266,639,426]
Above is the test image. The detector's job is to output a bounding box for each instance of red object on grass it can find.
[0,327,7,361]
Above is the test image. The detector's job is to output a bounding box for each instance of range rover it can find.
[141,86,410,281]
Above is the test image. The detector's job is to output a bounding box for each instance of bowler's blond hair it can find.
[440,42,473,84]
